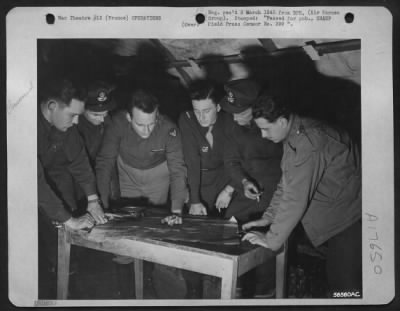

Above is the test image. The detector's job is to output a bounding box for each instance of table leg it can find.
[134,259,143,299]
[220,261,238,299]
[275,241,288,298]
[57,227,71,299]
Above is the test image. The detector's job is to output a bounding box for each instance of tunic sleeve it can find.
[96,118,122,205]
[178,113,201,204]
[224,124,249,190]
[38,159,71,222]
[264,143,322,251]
[165,125,188,213]
[66,128,97,196]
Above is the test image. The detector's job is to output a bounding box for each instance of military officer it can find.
[242,94,362,295]
[76,80,120,202]
[38,77,106,223]
[219,79,283,224]
[77,80,116,166]
[178,80,233,216]
[218,79,283,298]
[96,89,187,225]
[37,77,106,298]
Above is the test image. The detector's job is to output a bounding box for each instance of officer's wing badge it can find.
[169,129,177,137]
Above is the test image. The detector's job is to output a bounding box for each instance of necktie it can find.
[206,125,213,148]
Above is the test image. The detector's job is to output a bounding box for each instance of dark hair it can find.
[127,89,159,115]
[188,79,225,105]
[253,94,291,122]
[39,78,87,106]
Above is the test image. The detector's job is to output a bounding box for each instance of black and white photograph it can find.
[6,6,394,307]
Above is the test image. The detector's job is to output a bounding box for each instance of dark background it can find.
[1,0,399,310]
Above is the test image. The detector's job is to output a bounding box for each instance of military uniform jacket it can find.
[96,111,187,208]
[178,111,231,206]
[263,115,361,250]
[77,115,110,166]
[37,109,97,212]
[222,116,282,221]
[224,117,283,190]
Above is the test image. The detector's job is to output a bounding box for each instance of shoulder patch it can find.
[169,128,177,137]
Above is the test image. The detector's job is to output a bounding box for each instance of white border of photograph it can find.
[6,6,394,307]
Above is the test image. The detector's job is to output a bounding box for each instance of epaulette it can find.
[186,111,191,119]
[296,124,305,135]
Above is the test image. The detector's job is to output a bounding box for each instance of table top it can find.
[68,206,272,258]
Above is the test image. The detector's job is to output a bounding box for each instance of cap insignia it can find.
[97,91,107,102]
[227,91,235,104]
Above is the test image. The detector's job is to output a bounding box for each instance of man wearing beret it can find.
[219,79,283,297]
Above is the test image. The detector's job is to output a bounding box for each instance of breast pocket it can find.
[150,148,167,162]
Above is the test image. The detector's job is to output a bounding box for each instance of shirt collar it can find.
[79,114,102,129]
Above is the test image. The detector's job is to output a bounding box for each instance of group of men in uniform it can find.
[38,76,361,298]
[178,79,282,223]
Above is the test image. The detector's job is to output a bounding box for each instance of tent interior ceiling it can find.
[131,38,359,84]
[40,38,360,85]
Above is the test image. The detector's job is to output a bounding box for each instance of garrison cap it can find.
[85,81,116,112]
[219,79,260,114]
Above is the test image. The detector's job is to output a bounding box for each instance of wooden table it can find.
[57,211,287,300]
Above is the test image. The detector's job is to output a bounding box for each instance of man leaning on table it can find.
[96,88,187,225]
[38,77,107,226]
[242,93,362,296]
[178,79,233,217]
[37,77,107,298]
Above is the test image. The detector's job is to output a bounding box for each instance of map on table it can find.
[88,208,244,247]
